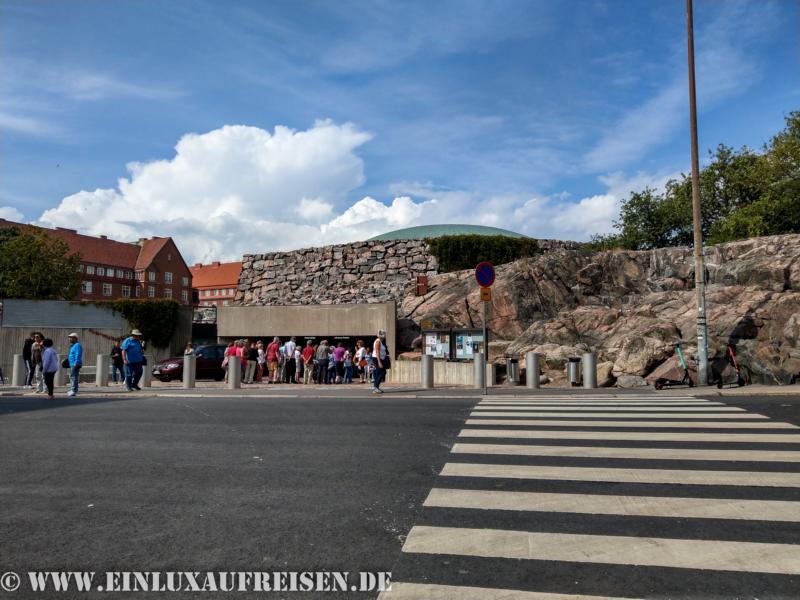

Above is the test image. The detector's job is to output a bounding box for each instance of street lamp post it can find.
[686,0,709,385]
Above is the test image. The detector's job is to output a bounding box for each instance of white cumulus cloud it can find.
[0,206,24,221]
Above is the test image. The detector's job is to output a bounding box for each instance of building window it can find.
[182,276,189,286]
[125,271,133,279]
[164,288,172,298]
[136,270,144,281]
[148,271,156,282]
[97,267,105,277]
[115,269,123,278]
[86,265,95,275]
[122,285,131,298]
[181,290,188,303]
[78,264,84,272]
[81,281,92,294]
[222,300,230,306]
[135,287,141,297]
[214,289,220,296]
[102,283,112,296]
[164,271,173,284]
[148,286,155,298]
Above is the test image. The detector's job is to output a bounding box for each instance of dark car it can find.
[152,344,227,382]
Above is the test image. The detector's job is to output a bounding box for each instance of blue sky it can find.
[1,0,797,262]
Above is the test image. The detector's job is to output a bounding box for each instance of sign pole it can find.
[483,299,488,396]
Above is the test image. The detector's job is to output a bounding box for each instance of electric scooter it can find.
[654,342,694,390]
[714,343,747,389]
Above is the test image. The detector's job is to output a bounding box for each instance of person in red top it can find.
[302,340,315,385]
[266,337,281,383]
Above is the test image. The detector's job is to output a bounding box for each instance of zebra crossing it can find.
[381,394,800,599]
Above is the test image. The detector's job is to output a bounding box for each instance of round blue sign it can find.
[475,262,495,287]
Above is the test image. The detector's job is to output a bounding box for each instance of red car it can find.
[152,344,227,382]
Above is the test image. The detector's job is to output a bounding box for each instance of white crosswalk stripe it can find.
[385,394,800,597]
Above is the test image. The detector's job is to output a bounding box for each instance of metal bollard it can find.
[54,354,67,387]
[183,354,196,389]
[506,357,520,386]
[421,354,434,389]
[96,354,109,387]
[567,357,582,387]
[582,352,597,389]
[12,354,26,387]
[142,355,153,388]
[526,352,541,389]
[473,353,486,389]
[486,362,497,387]
[228,358,241,389]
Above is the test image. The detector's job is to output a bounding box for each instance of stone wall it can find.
[237,240,438,306]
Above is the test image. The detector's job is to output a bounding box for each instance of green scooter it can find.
[654,342,694,390]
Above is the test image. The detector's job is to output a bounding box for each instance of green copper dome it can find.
[369,224,527,241]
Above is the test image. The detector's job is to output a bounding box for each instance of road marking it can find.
[470,411,767,419]
[424,488,800,522]
[458,429,800,442]
[401,526,800,575]
[478,399,722,405]
[473,406,747,413]
[440,462,800,487]
[451,442,800,462]
[465,418,797,429]
[378,582,640,600]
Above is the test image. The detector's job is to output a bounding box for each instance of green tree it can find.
[0,227,82,299]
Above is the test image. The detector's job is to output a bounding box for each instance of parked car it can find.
[152,344,227,382]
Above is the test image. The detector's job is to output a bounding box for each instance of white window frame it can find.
[122,285,131,298]
[148,271,156,282]
[82,281,92,293]
[102,283,112,296]
[86,265,95,275]
[164,271,173,284]
[97,267,105,277]
[164,288,172,298]
[148,286,155,298]
[135,287,141,297]
[182,276,189,286]
[181,290,189,303]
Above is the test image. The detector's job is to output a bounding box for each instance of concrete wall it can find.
[387,359,474,386]
[217,302,397,358]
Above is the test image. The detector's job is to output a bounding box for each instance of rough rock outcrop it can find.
[400,234,800,385]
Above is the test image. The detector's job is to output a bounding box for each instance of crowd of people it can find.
[20,329,148,399]
[220,329,390,393]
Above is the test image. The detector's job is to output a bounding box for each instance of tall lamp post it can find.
[686,0,709,385]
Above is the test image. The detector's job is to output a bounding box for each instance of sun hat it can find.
[131,329,142,336]
[67,332,78,338]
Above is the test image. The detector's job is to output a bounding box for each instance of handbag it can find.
[61,358,70,369]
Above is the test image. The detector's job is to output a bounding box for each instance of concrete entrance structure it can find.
[217,302,397,358]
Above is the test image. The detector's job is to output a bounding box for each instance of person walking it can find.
[256,341,266,382]
[315,340,329,384]
[343,348,354,384]
[22,332,35,388]
[32,333,45,393]
[371,330,388,394]
[266,337,280,383]
[121,329,145,391]
[294,345,302,383]
[67,332,83,397]
[302,340,315,384]
[333,342,345,382]
[41,338,58,400]
[355,340,367,383]
[245,341,258,384]
[110,340,125,385]
[222,342,235,383]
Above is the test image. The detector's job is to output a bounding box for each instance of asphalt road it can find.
[0,393,474,599]
[1,391,799,599]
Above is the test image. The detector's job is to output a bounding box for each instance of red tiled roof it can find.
[189,261,242,289]
[135,237,170,270]
[0,219,140,268]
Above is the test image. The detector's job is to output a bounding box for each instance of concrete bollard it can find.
[54,354,67,387]
[183,354,196,389]
[12,354,26,387]
[421,354,434,389]
[506,357,520,386]
[228,358,241,389]
[142,355,153,388]
[486,362,497,387]
[473,353,486,389]
[582,352,598,389]
[526,352,541,389]
[95,354,109,387]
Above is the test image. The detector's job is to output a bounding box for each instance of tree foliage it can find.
[88,299,180,348]
[589,111,800,250]
[0,227,82,299]
[427,234,539,272]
